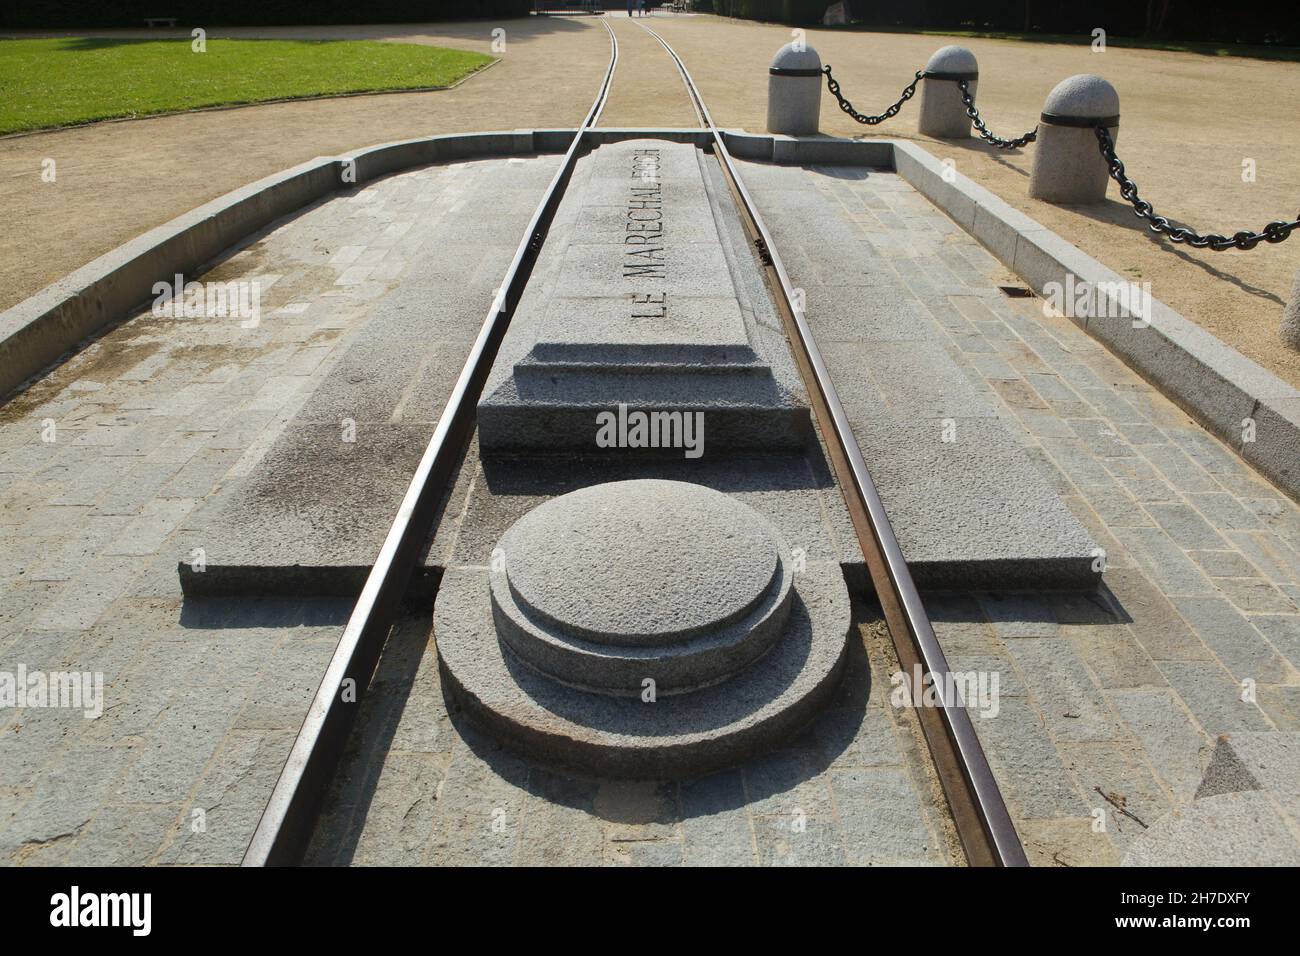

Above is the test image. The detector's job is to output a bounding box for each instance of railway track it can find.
[243,14,1027,868]
[240,17,619,867]
[634,18,1027,868]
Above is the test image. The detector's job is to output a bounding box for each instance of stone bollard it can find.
[767,42,822,136]
[1029,74,1120,204]
[918,45,978,139]
[1282,270,1300,350]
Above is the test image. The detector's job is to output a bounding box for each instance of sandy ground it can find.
[647,14,1300,386]
[3,12,1299,385]
[599,15,697,127]
[0,18,612,312]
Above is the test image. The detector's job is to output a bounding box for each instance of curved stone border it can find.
[5,125,1294,502]
[0,128,541,401]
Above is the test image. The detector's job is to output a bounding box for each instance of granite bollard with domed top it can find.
[767,41,823,136]
[1283,270,1300,350]
[1030,74,1120,204]
[436,479,851,778]
[918,45,978,139]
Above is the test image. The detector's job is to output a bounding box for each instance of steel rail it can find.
[636,20,1028,868]
[241,18,619,867]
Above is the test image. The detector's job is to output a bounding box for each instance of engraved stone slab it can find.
[478,139,810,454]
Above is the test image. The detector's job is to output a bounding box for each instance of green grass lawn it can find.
[0,37,495,135]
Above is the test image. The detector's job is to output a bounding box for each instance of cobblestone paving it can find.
[305,610,958,867]
[0,155,559,864]
[788,164,1300,866]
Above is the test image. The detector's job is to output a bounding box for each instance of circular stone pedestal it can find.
[436,479,850,778]
[491,481,794,695]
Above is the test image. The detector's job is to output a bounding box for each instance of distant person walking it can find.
[627,0,633,16]
[637,0,646,16]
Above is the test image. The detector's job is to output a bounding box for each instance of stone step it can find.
[514,355,770,374]
[478,399,811,455]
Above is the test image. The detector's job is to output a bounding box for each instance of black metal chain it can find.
[822,65,923,125]
[822,65,1038,150]
[956,80,1037,149]
[1094,126,1299,251]
[822,66,1296,252]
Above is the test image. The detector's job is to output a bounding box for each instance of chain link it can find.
[956,80,1037,149]
[822,66,1297,253]
[1095,126,1299,251]
[822,65,923,125]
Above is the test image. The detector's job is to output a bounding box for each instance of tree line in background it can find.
[0,1,534,28]
[2,0,1292,46]
[705,0,1295,45]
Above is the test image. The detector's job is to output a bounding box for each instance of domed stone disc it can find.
[490,543,793,696]
[497,479,781,647]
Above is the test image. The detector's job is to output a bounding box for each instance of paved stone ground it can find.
[305,609,958,867]
[0,155,558,863]
[760,162,1300,865]
[305,160,1298,868]
[3,143,1298,866]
